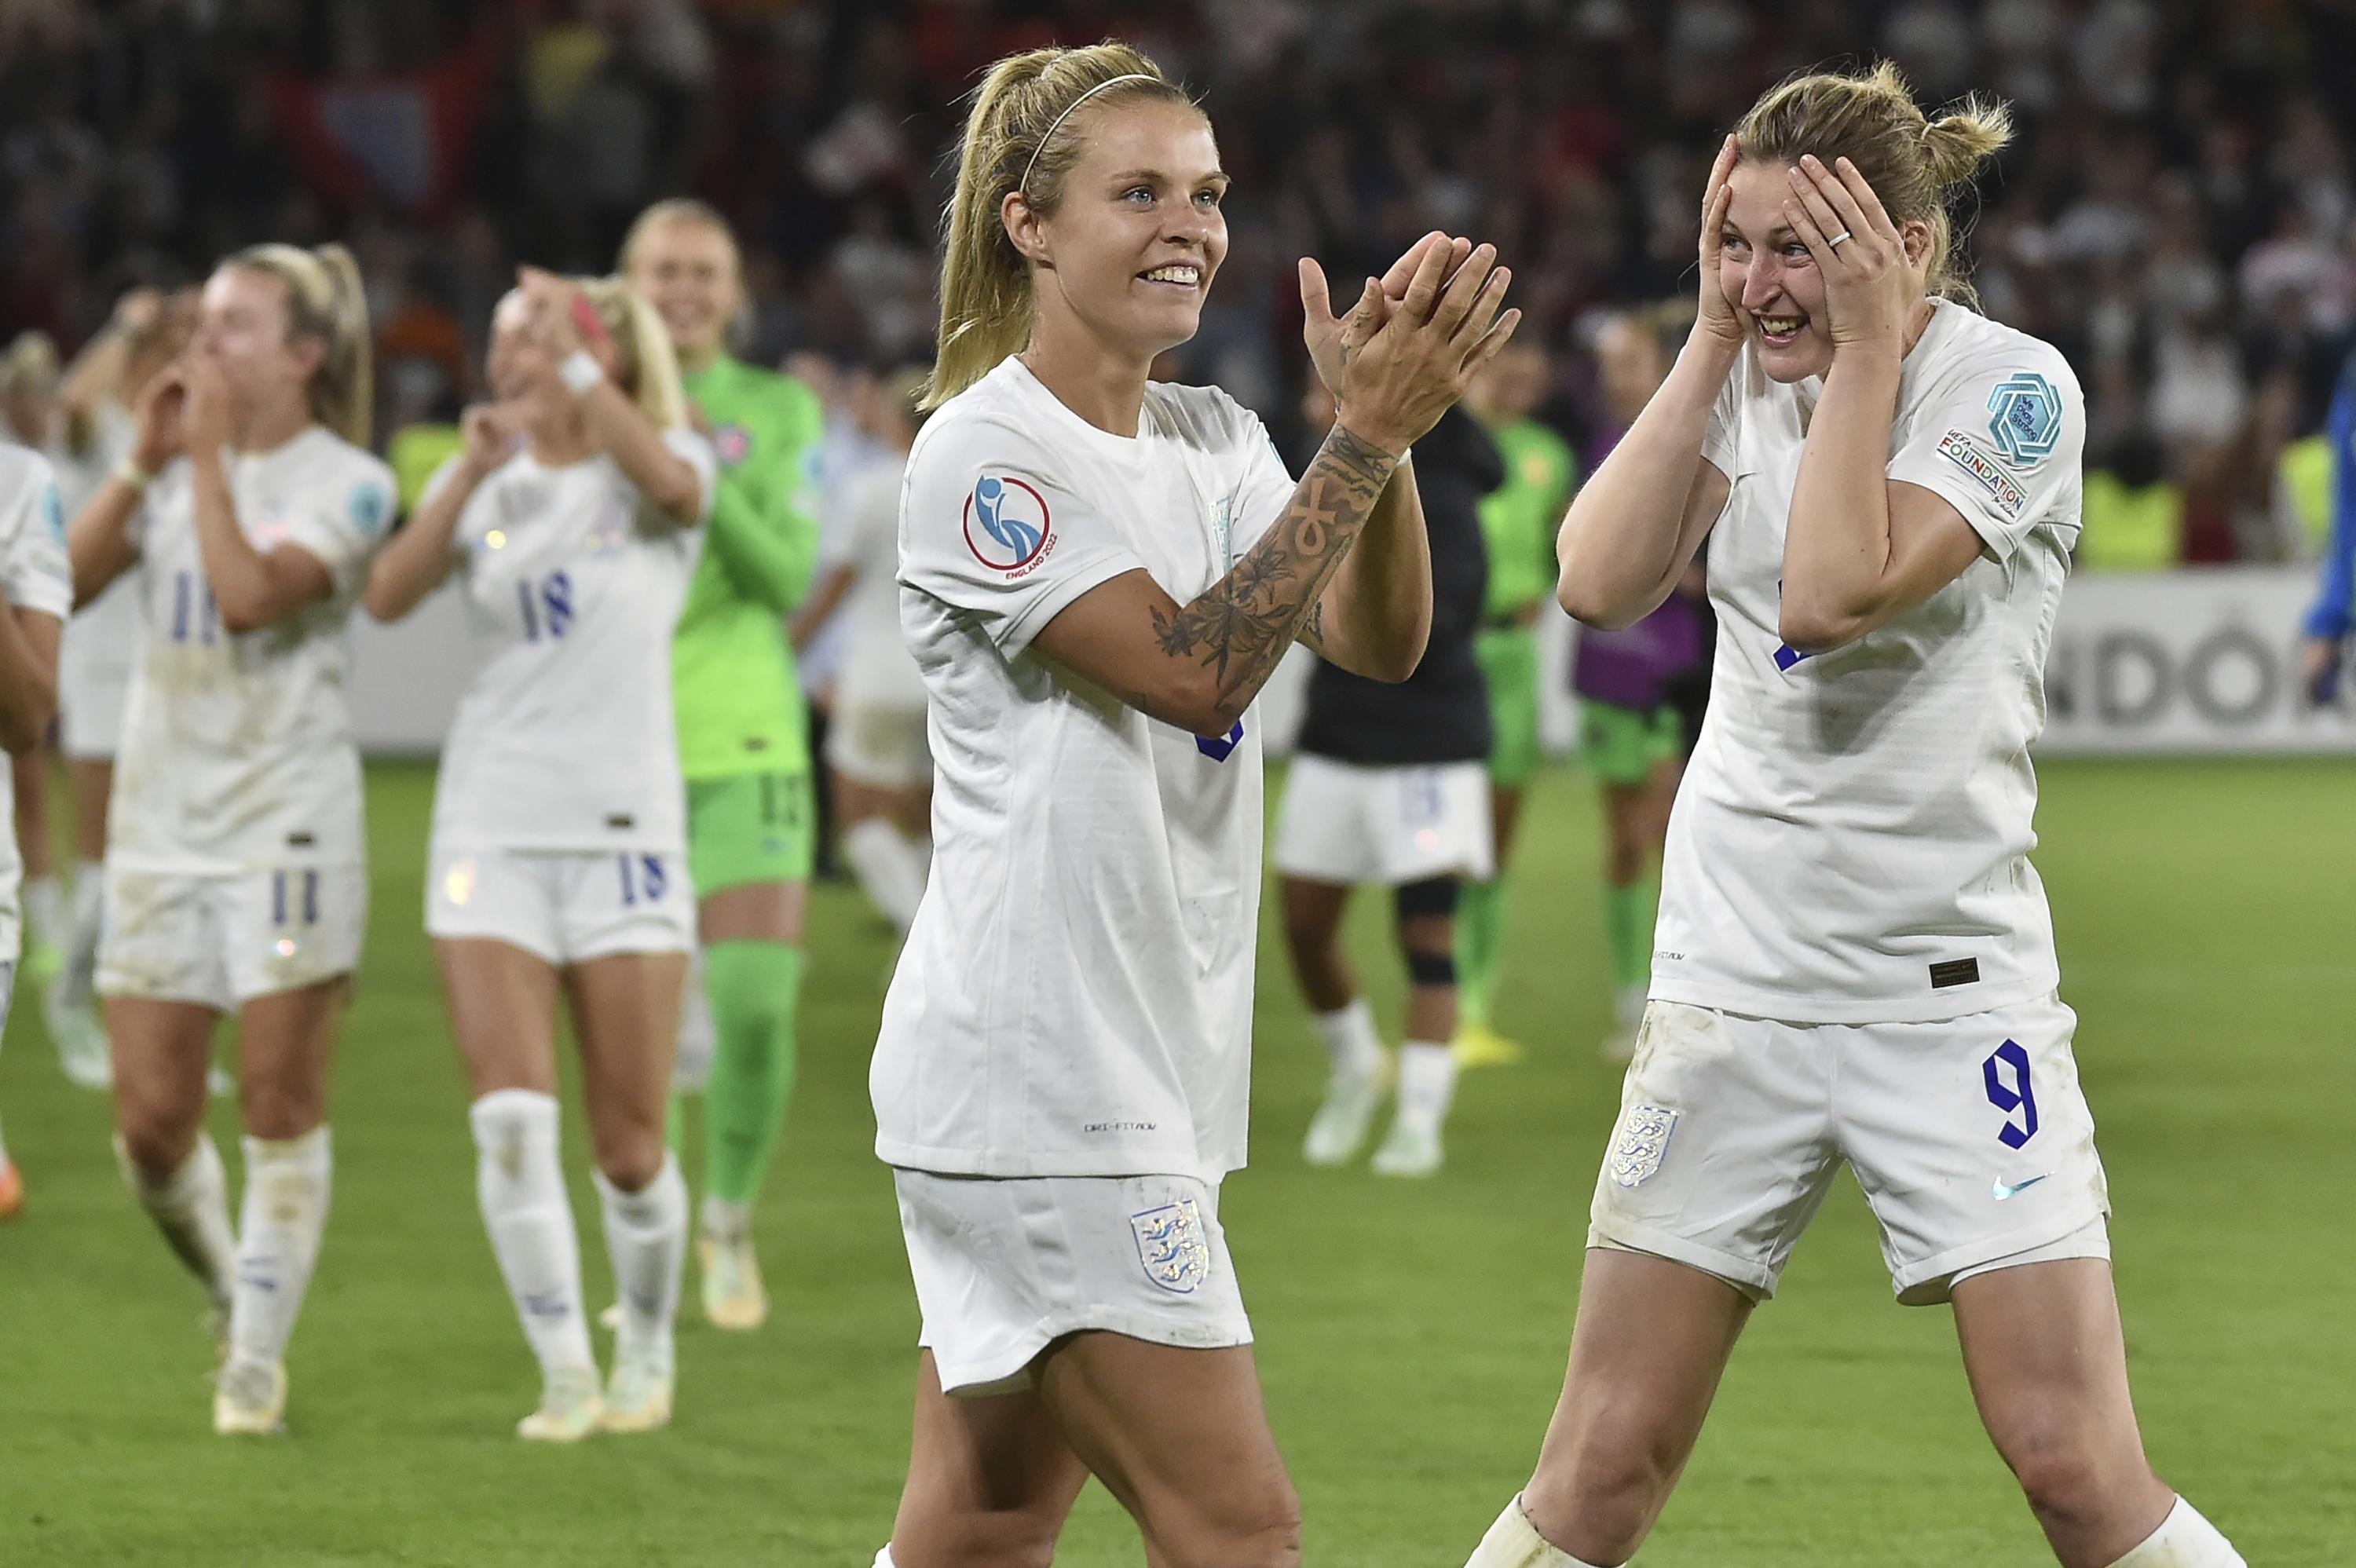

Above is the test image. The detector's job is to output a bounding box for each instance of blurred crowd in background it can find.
[3,0,2354,573]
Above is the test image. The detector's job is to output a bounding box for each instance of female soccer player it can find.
[1282,383,1502,1179]
[0,437,73,1219]
[0,335,72,1029]
[1452,342,1574,1068]
[365,269,712,1439]
[620,199,823,1329]
[68,243,393,1436]
[792,365,933,934]
[869,41,1516,1568]
[1459,65,2244,1568]
[39,287,198,1084]
[1569,307,1710,1062]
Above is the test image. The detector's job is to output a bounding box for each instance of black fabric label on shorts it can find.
[606,813,635,830]
[286,831,314,847]
[1930,958,1981,989]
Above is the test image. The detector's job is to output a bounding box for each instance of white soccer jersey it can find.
[53,402,143,745]
[428,429,713,854]
[872,356,1299,1184]
[108,427,396,875]
[0,444,76,956]
[825,457,926,710]
[1654,300,2084,1023]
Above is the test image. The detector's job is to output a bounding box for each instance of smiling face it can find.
[196,265,324,418]
[1717,160,1835,382]
[1013,98,1229,364]
[626,217,740,364]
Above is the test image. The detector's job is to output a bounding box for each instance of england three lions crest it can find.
[1129,1198,1213,1295]
[1607,1104,1681,1189]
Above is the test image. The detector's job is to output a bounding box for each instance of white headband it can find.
[1019,74,1159,195]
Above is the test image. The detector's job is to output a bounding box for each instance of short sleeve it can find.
[1700,367,1741,481]
[898,415,1146,659]
[1887,345,2084,562]
[1225,410,1297,560]
[655,427,719,528]
[2,457,75,622]
[279,453,397,594]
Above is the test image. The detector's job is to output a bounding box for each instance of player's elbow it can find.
[650,470,704,526]
[1776,598,1866,657]
[1559,571,1645,632]
[215,598,276,636]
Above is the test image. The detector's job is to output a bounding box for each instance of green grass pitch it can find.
[0,758,2348,1565]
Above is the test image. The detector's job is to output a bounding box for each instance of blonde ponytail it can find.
[578,276,690,432]
[0,332,60,398]
[227,241,374,444]
[925,41,1194,409]
[1734,60,2014,308]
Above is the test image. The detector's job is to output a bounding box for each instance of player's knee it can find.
[1154,1480,1301,1568]
[1527,1415,1681,1554]
[115,1113,196,1182]
[1999,1420,2116,1527]
[240,1077,322,1142]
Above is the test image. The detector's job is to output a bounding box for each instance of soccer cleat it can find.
[1451,1021,1525,1070]
[213,1359,287,1435]
[48,999,112,1090]
[1303,1059,1389,1168]
[0,1157,22,1221]
[1370,1117,1443,1179]
[698,1233,769,1331]
[517,1365,604,1442]
[599,1349,674,1434]
[20,936,63,988]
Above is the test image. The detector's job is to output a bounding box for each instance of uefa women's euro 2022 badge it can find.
[1607,1104,1681,1189]
[1129,1197,1213,1295]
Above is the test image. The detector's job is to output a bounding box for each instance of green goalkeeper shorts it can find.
[686,769,814,897]
[1579,700,1681,788]
[1476,625,1543,789]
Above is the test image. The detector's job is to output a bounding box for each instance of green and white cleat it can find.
[48,999,111,1090]
[213,1359,287,1435]
[699,1232,768,1332]
[599,1348,673,1435]
[517,1365,604,1442]
[1303,1060,1389,1168]
[1370,1118,1443,1179]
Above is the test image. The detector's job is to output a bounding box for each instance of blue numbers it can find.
[1981,1040,2040,1150]
[616,854,665,907]
[518,570,576,641]
[270,870,321,928]
[170,571,219,645]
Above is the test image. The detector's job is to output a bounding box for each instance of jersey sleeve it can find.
[1,455,75,623]
[638,428,718,530]
[1226,408,1297,560]
[1887,341,2085,562]
[279,451,398,594]
[1700,367,1742,481]
[2302,377,2355,641]
[898,414,1147,659]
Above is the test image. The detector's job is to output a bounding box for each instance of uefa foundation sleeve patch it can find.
[1934,429,2029,517]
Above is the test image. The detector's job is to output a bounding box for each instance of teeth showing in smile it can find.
[1758,315,1805,336]
[1143,265,1200,285]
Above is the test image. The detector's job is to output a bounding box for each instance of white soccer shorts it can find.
[97,864,368,1011]
[425,846,694,967]
[1589,994,2111,1305]
[1272,754,1494,886]
[825,699,932,790]
[57,642,130,762]
[894,1170,1253,1398]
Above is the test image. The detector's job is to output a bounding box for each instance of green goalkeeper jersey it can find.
[672,355,825,780]
[1476,417,1577,621]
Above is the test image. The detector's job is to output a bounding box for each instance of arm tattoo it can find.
[1151,424,1394,725]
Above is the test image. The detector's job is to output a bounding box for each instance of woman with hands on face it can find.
[1465,63,2248,1568]
[68,243,394,1438]
[365,267,713,1442]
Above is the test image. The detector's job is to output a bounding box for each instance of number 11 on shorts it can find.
[1981,1040,2039,1149]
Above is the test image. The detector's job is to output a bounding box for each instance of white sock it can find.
[470,1090,594,1377]
[1396,1040,1460,1134]
[843,818,926,932]
[701,1193,751,1244]
[873,1551,897,1568]
[1311,998,1382,1080]
[2105,1497,2245,1568]
[117,1133,236,1315]
[595,1152,686,1369]
[23,874,62,948]
[674,942,715,1092]
[230,1126,332,1372]
[1464,1496,1612,1568]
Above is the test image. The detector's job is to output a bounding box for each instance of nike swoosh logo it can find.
[1992,1175,2050,1201]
